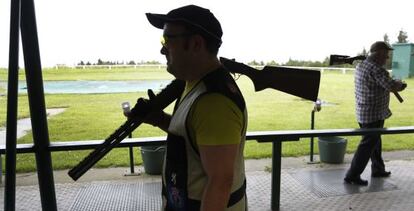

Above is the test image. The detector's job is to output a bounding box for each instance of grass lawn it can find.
[1,68,413,172]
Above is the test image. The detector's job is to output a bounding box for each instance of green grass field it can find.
[1,67,413,172]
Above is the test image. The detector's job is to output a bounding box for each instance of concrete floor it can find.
[2,150,414,210]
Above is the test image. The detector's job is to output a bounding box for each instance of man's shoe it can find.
[344,177,368,186]
[372,171,391,178]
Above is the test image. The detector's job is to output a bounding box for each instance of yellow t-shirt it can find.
[182,81,244,146]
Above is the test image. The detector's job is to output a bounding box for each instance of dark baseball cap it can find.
[370,41,394,53]
[146,5,222,45]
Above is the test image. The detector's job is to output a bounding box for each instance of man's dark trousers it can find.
[346,120,386,178]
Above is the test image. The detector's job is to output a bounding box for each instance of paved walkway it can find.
[2,150,414,210]
[0,108,65,145]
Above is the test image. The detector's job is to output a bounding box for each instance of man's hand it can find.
[391,80,407,92]
[401,82,407,91]
[126,89,171,132]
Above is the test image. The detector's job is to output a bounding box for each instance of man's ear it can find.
[191,34,205,52]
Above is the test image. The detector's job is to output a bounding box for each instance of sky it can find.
[0,0,413,68]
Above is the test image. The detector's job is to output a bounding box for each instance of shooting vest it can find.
[162,68,247,211]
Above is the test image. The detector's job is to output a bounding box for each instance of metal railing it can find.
[2,126,414,210]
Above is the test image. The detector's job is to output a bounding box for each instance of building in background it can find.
[392,43,414,79]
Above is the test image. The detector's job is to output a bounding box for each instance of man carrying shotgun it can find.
[134,5,247,210]
[345,41,407,185]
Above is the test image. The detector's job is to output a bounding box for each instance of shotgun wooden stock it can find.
[220,57,321,102]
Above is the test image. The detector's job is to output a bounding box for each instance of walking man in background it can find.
[344,41,407,185]
[142,5,247,210]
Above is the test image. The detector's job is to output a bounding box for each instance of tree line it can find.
[256,29,409,69]
[250,29,410,68]
[77,30,410,69]
[247,57,331,67]
[77,59,161,66]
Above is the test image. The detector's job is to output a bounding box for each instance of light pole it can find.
[308,99,321,163]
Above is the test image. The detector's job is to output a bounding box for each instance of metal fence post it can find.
[4,0,21,209]
[20,0,57,209]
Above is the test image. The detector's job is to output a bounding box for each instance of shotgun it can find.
[329,54,404,103]
[68,58,321,180]
[329,54,367,66]
[220,57,320,102]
